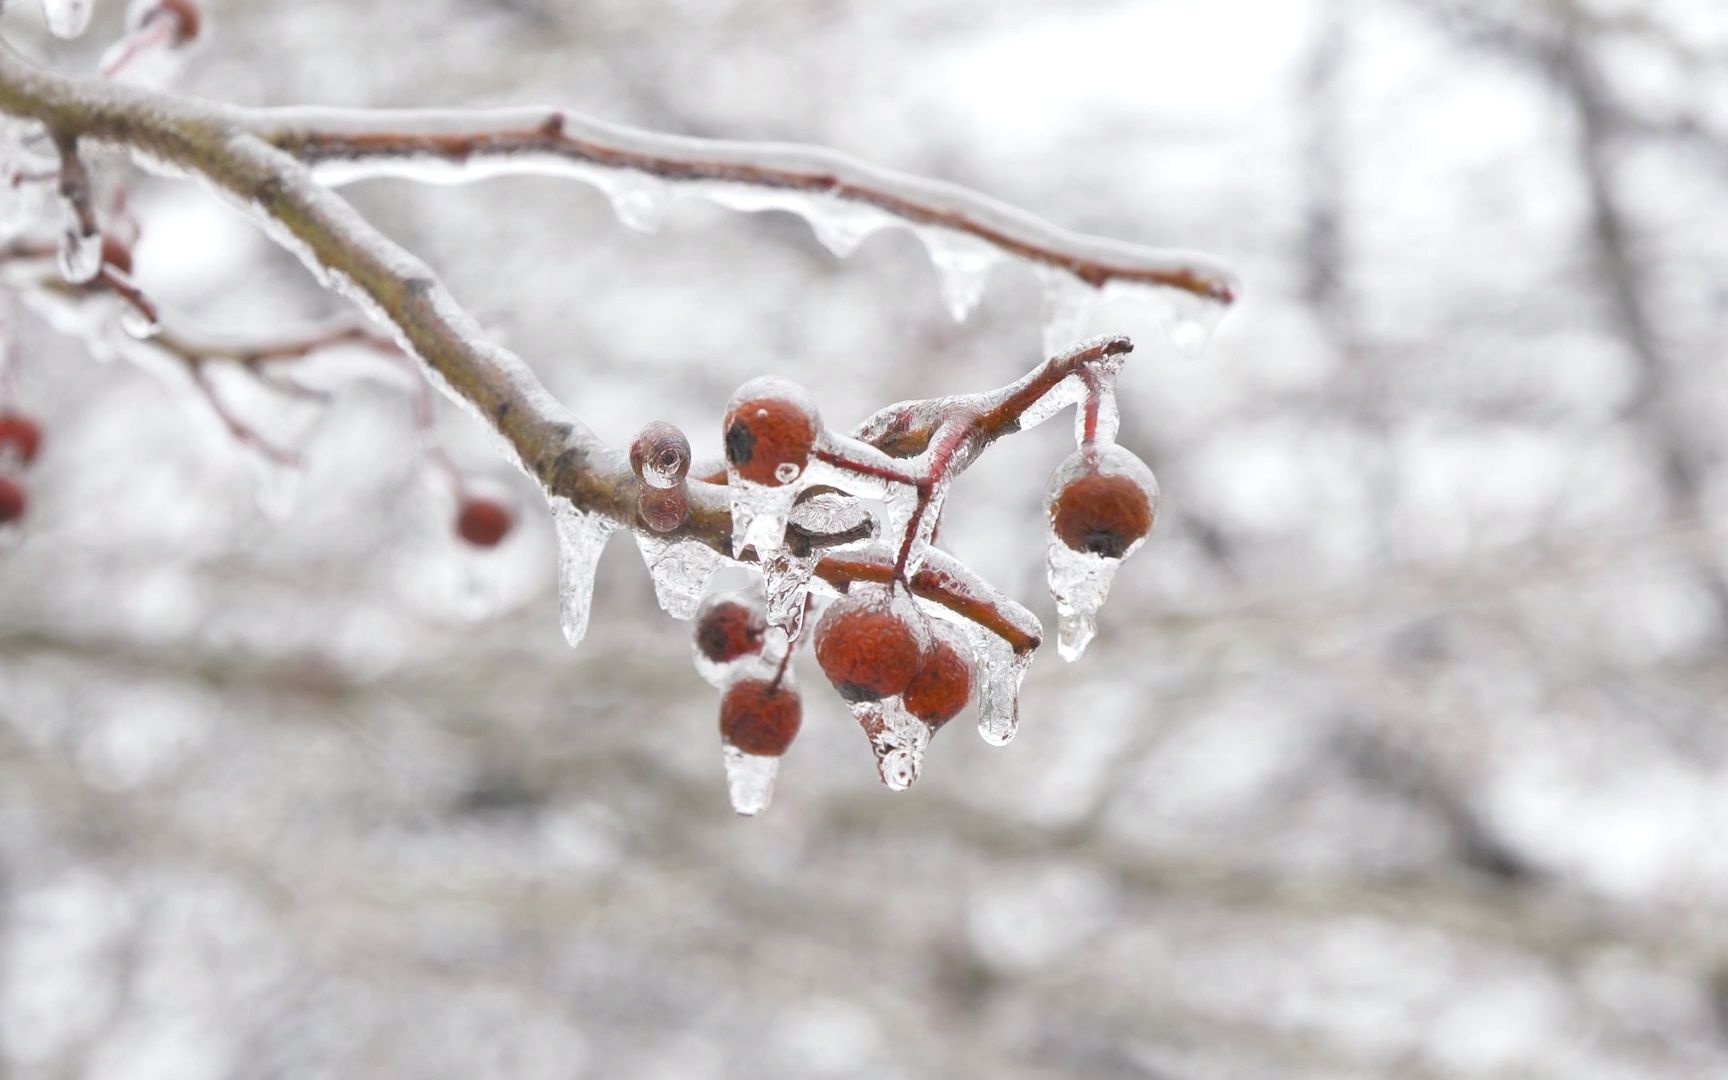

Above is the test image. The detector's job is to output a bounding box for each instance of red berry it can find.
[0,475,24,526]
[455,496,512,547]
[814,587,929,703]
[902,622,972,729]
[719,678,802,757]
[630,420,691,490]
[1047,446,1158,559]
[695,594,766,664]
[723,376,819,487]
[0,413,42,466]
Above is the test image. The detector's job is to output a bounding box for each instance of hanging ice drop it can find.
[721,744,780,816]
[548,497,619,648]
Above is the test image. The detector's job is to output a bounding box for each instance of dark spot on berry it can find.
[724,421,755,466]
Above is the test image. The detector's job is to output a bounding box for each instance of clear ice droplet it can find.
[41,0,94,39]
[726,473,798,558]
[549,497,619,648]
[722,744,781,816]
[1046,545,1122,661]
[58,223,101,285]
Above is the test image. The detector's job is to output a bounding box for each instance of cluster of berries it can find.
[674,364,1157,809]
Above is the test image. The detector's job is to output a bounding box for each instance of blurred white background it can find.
[3,0,1728,1077]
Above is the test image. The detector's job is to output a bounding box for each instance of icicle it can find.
[847,697,928,791]
[40,0,95,39]
[919,227,1000,322]
[806,197,887,259]
[1039,267,1097,357]
[721,744,780,816]
[726,474,798,558]
[548,496,619,648]
[761,546,816,636]
[635,533,727,620]
[606,171,670,233]
[1103,280,1231,359]
[56,218,101,285]
[956,621,1033,746]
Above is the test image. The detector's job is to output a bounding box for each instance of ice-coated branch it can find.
[250,106,1239,306]
[0,43,656,530]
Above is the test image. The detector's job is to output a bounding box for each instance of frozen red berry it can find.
[695,593,766,665]
[0,475,25,526]
[455,495,513,547]
[814,586,929,703]
[719,678,802,757]
[723,376,819,487]
[902,622,972,729]
[0,413,42,466]
[1047,445,1159,559]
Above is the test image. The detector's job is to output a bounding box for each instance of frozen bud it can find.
[1046,443,1158,560]
[0,413,43,467]
[814,584,931,703]
[455,494,513,547]
[0,475,25,525]
[694,591,767,666]
[629,420,691,490]
[719,678,802,757]
[902,620,973,730]
[722,376,819,487]
[636,485,688,532]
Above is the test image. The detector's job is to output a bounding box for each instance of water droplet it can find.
[722,743,780,816]
[118,305,159,340]
[957,621,1034,746]
[548,497,619,649]
[774,461,802,484]
[57,222,101,285]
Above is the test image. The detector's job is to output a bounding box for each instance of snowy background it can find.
[3,0,1728,1076]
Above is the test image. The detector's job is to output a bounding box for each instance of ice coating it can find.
[1043,444,1159,661]
[761,547,817,636]
[725,475,797,558]
[57,216,101,285]
[548,497,619,648]
[635,533,726,620]
[721,744,780,816]
[849,697,930,791]
[255,106,1238,349]
[691,587,772,688]
[40,0,95,39]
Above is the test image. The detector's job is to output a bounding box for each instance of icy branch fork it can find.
[0,47,1218,648]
